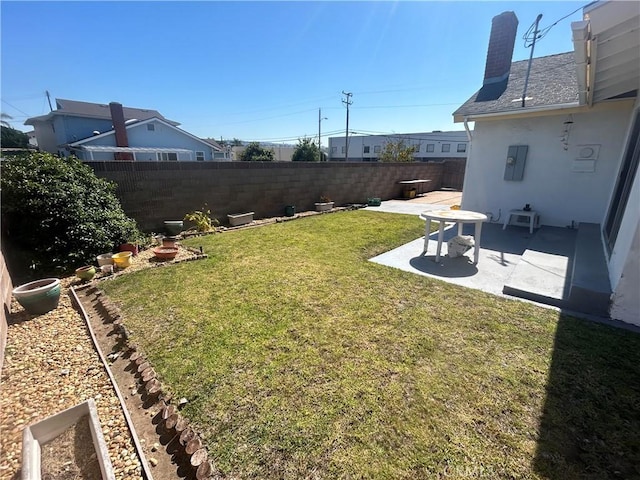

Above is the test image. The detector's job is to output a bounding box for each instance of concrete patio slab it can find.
[367,197,639,331]
[370,222,534,298]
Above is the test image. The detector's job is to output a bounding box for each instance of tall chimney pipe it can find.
[109,102,133,160]
[476,11,519,102]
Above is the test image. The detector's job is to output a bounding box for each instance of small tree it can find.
[1,125,29,148]
[239,142,274,162]
[291,137,320,162]
[1,152,142,277]
[379,140,416,163]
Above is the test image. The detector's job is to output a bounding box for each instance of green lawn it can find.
[101,210,640,479]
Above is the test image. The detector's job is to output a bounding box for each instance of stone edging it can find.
[73,244,219,479]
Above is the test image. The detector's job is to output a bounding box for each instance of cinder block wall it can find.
[87,160,465,231]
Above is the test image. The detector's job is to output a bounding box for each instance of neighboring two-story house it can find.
[25,99,228,161]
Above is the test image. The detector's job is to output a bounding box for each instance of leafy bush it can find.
[184,205,219,232]
[379,140,416,162]
[1,152,141,276]
[1,125,29,148]
[291,137,320,162]
[239,142,274,162]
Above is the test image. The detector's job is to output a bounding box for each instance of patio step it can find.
[502,226,577,308]
[566,223,611,316]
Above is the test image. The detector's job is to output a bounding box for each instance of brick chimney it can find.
[476,11,519,102]
[109,102,133,160]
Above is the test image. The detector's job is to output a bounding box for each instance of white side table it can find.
[503,209,539,234]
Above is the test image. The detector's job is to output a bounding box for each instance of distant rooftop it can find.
[25,98,179,126]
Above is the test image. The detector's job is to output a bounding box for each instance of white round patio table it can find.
[420,210,488,264]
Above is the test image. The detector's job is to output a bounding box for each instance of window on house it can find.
[196,151,205,161]
[147,124,155,131]
[374,145,381,153]
[442,143,451,152]
[426,144,435,152]
[331,146,337,154]
[157,152,178,161]
[341,146,346,153]
[363,146,370,153]
[457,143,467,152]
[414,145,420,152]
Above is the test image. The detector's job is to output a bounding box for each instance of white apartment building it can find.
[328,131,468,161]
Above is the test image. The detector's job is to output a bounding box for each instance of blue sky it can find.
[1,1,587,145]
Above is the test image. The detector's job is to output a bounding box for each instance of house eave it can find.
[453,102,582,123]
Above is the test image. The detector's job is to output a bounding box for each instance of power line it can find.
[1,99,32,117]
[523,2,587,46]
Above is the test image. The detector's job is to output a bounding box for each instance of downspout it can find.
[463,117,473,141]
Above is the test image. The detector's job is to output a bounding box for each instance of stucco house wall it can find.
[31,122,57,153]
[461,100,634,228]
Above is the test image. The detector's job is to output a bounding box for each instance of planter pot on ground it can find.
[162,236,178,248]
[22,398,115,480]
[12,278,61,315]
[96,253,114,266]
[75,265,96,281]
[153,246,179,261]
[164,221,184,235]
[111,251,132,269]
[228,212,254,227]
[119,243,138,256]
[315,202,335,212]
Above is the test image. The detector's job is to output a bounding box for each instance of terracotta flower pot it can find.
[119,243,139,256]
[162,236,178,248]
[153,247,179,261]
[12,278,61,315]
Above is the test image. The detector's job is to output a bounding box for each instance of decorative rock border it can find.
[77,261,220,479]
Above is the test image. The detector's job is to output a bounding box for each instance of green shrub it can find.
[184,205,219,232]
[1,152,141,277]
[239,142,274,162]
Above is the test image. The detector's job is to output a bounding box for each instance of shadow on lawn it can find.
[533,314,640,479]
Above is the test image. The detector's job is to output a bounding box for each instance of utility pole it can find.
[318,108,327,161]
[45,90,53,111]
[342,91,352,161]
[522,14,542,108]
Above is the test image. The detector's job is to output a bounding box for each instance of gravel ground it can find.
[0,244,201,480]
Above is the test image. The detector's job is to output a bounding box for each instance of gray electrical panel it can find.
[504,145,528,181]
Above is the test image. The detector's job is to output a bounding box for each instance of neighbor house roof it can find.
[25,98,179,126]
[453,52,579,122]
[68,117,223,151]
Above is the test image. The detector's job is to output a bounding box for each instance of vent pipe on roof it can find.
[476,11,519,102]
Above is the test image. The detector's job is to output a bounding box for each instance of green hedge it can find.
[1,152,141,277]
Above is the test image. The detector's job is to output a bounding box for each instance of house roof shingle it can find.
[25,98,179,126]
[453,52,579,120]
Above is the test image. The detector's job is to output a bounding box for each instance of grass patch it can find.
[101,210,640,479]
